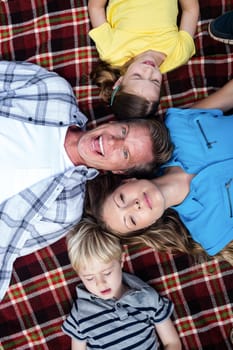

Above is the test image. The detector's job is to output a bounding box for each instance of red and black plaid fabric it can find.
[0,1,233,349]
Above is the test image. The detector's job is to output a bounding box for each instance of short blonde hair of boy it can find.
[67,217,123,273]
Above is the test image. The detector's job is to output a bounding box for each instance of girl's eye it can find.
[123,149,129,159]
[132,74,141,80]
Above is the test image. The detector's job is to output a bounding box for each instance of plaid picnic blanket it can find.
[0,0,233,349]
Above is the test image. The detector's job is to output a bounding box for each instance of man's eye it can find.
[122,126,127,136]
[123,149,129,159]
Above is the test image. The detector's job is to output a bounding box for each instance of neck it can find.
[152,167,194,208]
[64,126,84,165]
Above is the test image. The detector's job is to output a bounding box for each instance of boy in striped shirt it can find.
[62,218,181,350]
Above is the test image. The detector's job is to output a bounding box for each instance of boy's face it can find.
[78,257,125,300]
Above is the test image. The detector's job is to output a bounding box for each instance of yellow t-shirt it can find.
[89,0,195,73]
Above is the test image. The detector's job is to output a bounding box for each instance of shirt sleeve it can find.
[89,23,116,62]
[0,60,85,126]
[145,286,174,323]
[62,300,87,342]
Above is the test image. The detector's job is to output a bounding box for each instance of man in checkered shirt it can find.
[0,60,163,301]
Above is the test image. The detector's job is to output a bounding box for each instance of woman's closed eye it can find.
[130,216,136,226]
[125,215,136,228]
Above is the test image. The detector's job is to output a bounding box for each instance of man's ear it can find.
[120,252,126,267]
[113,76,123,89]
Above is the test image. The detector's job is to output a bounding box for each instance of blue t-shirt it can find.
[163,108,233,255]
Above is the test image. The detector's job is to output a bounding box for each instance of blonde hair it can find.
[67,217,123,273]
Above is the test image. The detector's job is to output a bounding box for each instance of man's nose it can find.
[107,136,123,148]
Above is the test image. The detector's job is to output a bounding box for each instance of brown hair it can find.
[91,60,160,119]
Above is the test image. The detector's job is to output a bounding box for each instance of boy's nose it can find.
[96,276,106,287]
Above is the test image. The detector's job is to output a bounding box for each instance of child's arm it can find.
[191,79,233,112]
[88,0,108,28]
[155,318,182,350]
[71,338,87,350]
[179,0,199,37]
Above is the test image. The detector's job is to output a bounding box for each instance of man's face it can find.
[77,122,154,171]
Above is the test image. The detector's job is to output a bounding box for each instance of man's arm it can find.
[191,80,233,112]
[179,0,199,37]
[155,318,182,350]
[88,0,108,28]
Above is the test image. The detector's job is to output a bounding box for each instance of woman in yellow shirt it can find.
[88,0,199,118]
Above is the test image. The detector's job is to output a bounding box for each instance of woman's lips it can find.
[144,192,152,209]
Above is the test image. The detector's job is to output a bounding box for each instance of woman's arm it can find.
[156,318,182,350]
[191,80,233,112]
[71,338,87,350]
[88,0,108,28]
[179,0,199,37]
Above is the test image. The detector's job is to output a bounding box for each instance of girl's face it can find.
[120,51,162,103]
[102,179,165,234]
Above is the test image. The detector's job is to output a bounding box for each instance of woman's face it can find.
[102,179,165,234]
[121,51,162,103]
